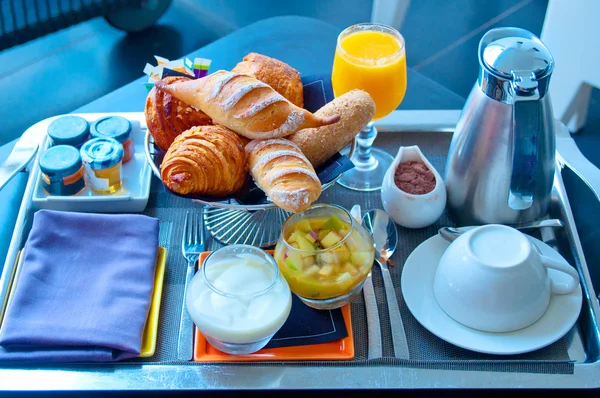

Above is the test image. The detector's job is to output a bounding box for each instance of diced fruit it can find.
[351,251,373,267]
[321,215,345,231]
[291,242,299,249]
[305,233,316,244]
[321,231,342,248]
[288,230,300,244]
[319,264,335,276]
[295,219,312,232]
[305,265,320,276]
[317,229,330,242]
[336,272,352,283]
[343,262,358,274]
[303,256,315,268]
[338,229,349,237]
[309,218,327,230]
[296,233,315,251]
[285,250,303,271]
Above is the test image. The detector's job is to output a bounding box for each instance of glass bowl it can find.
[186,245,292,355]
[273,204,375,310]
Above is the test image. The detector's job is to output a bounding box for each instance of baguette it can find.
[288,89,376,167]
[246,139,321,213]
[155,70,340,140]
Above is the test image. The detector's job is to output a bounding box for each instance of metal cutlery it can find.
[438,219,563,243]
[350,205,382,359]
[178,210,206,361]
[0,125,45,192]
[363,209,410,360]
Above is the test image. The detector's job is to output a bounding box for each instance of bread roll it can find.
[161,125,246,196]
[246,139,321,213]
[145,76,212,151]
[232,52,304,108]
[155,70,339,140]
[288,89,375,167]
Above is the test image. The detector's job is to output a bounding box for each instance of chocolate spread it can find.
[394,160,436,195]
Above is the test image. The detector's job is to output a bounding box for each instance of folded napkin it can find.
[264,295,347,349]
[0,210,159,362]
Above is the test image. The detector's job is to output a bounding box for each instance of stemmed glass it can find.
[332,23,407,191]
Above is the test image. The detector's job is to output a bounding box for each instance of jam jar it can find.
[39,145,86,196]
[90,116,134,163]
[47,116,90,148]
[80,138,124,194]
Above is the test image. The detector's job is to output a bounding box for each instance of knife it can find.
[0,126,43,192]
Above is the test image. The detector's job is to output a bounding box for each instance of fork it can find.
[178,211,205,361]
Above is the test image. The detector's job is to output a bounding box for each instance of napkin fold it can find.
[0,210,159,362]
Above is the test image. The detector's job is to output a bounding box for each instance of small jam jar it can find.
[80,138,124,194]
[47,116,90,148]
[90,116,133,163]
[39,145,86,196]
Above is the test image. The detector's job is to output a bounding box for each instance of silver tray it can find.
[1,110,599,389]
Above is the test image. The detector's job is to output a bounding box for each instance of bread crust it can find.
[155,71,339,140]
[232,52,304,108]
[145,76,212,151]
[161,125,246,196]
[288,89,375,167]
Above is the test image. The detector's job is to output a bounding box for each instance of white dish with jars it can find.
[31,114,152,213]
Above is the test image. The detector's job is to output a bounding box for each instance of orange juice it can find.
[332,30,407,120]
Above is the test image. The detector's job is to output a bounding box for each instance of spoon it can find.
[363,209,410,359]
[438,219,564,243]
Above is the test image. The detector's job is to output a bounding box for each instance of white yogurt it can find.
[187,251,292,345]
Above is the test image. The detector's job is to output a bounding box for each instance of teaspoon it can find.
[438,219,564,243]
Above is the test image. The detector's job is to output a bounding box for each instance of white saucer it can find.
[401,233,583,355]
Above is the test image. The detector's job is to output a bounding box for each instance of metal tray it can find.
[0,110,599,389]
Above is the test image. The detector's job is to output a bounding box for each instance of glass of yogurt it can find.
[186,245,292,355]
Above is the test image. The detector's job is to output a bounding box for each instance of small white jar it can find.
[381,145,446,228]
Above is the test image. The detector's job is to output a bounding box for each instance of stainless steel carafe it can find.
[445,27,556,225]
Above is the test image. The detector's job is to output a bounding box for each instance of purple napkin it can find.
[0,210,159,362]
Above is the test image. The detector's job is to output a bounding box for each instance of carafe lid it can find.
[482,36,553,79]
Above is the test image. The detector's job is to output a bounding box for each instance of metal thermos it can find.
[445,27,556,225]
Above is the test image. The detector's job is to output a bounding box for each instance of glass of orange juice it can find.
[332,23,407,191]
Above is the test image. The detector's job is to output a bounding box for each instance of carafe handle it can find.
[508,70,540,210]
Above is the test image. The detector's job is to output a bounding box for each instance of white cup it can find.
[433,224,579,333]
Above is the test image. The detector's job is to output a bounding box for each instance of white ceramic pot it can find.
[433,224,580,333]
[381,145,446,229]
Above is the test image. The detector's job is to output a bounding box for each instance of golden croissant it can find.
[161,125,246,196]
[246,139,321,213]
[155,70,340,140]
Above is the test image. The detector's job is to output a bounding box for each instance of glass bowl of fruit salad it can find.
[274,204,375,310]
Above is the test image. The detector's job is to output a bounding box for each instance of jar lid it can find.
[80,138,124,169]
[482,36,553,80]
[39,145,82,177]
[90,116,132,143]
[47,116,90,146]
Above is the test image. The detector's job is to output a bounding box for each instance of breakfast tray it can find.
[1,110,599,389]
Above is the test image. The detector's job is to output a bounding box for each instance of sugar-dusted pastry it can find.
[145,76,212,151]
[288,89,375,167]
[155,71,339,140]
[246,139,321,213]
[161,125,246,196]
[232,52,304,108]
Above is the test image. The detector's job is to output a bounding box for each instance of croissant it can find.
[145,76,212,151]
[155,70,340,140]
[161,125,246,196]
[246,139,321,213]
[232,53,304,108]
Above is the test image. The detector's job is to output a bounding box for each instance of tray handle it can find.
[555,121,600,203]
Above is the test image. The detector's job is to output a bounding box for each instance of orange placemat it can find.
[193,251,354,362]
